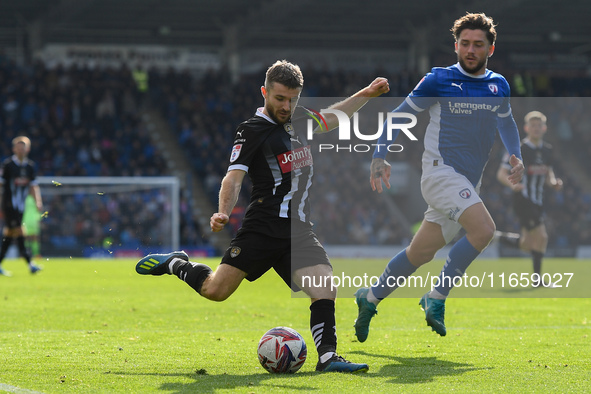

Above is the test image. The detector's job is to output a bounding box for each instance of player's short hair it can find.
[451,12,497,46]
[524,111,547,124]
[264,60,304,90]
[12,136,31,148]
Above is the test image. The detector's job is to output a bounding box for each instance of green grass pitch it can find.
[0,257,589,393]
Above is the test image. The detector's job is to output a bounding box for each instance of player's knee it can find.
[200,284,232,302]
[469,225,496,250]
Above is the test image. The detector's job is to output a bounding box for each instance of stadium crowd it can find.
[1,56,590,253]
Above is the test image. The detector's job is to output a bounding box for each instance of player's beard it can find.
[266,104,291,125]
[458,56,488,75]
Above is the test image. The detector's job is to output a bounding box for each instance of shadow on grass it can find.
[106,350,490,391]
[350,350,491,384]
[104,370,322,393]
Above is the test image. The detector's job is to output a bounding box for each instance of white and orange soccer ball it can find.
[257,327,307,373]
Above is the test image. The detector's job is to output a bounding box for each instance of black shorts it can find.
[2,208,24,229]
[220,228,331,291]
[512,193,544,230]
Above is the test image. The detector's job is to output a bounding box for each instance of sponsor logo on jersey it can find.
[277,145,313,173]
[488,83,498,94]
[14,177,30,187]
[451,82,463,91]
[459,188,471,199]
[230,144,242,163]
[448,101,500,114]
[527,164,549,176]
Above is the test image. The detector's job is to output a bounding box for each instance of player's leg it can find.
[13,225,41,273]
[529,223,549,286]
[199,264,247,301]
[0,229,13,264]
[136,230,283,301]
[496,193,528,249]
[290,236,368,373]
[423,178,493,336]
[430,202,494,301]
[23,219,41,258]
[354,219,445,342]
[495,229,521,248]
[136,250,245,301]
[0,227,13,276]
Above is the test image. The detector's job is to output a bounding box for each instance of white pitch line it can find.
[0,383,45,394]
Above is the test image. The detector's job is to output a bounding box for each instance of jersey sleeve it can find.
[28,161,38,184]
[497,111,522,161]
[406,70,439,111]
[496,77,512,118]
[227,124,267,173]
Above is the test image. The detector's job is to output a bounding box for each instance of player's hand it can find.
[552,178,563,191]
[210,213,229,232]
[507,155,524,185]
[512,183,524,192]
[370,158,391,193]
[366,77,390,97]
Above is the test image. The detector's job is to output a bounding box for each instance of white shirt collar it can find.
[256,107,276,124]
[455,62,489,79]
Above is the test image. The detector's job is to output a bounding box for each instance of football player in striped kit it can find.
[136,60,389,372]
[0,136,43,275]
[496,111,563,286]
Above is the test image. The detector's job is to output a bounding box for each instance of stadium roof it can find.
[1,0,590,61]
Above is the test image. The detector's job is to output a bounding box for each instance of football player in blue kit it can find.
[354,13,525,341]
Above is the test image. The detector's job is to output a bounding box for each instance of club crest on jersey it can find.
[230,144,242,163]
[284,123,294,134]
[488,83,498,94]
[230,247,241,258]
[459,188,472,199]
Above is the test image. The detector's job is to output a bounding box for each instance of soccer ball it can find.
[257,327,307,373]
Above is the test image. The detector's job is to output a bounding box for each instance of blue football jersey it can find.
[377,63,516,187]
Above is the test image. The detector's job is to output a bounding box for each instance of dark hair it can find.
[451,12,497,46]
[264,60,304,90]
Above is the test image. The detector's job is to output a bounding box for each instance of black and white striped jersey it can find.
[227,107,313,238]
[503,138,554,206]
[1,155,38,214]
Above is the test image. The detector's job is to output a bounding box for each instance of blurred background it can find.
[0,0,589,258]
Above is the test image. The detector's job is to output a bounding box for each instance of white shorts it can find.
[421,165,482,243]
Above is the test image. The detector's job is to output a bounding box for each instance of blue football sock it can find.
[433,236,480,297]
[371,249,418,300]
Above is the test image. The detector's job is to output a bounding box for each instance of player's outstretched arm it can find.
[546,167,563,191]
[316,77,390,133]
[211,169,246,232]
[30,184,43,212]
[370,158,391,193]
